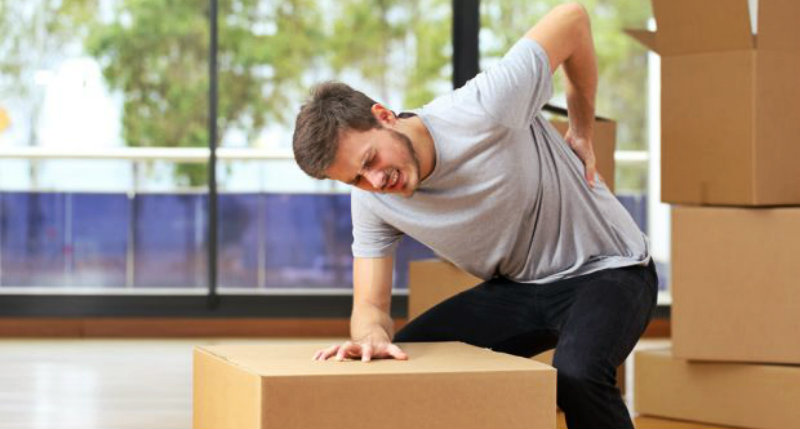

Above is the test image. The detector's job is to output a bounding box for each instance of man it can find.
[292,3,656,428]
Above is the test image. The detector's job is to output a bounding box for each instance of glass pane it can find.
[261,194,352,289]
[71,193,129,287]
[0,0,210,291]
[0,191,131,288]
[0,192,67,287]
[134,194,206,289]
[218,193,259,288]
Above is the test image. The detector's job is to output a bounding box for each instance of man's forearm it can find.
[525,2,597,132]
[563,13,597,137]
[351,301,395,341]
[350,256,395,341]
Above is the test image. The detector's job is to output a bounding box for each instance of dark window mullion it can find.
[452,0,480,89]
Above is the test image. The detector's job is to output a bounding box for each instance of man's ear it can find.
[370,103,396,126]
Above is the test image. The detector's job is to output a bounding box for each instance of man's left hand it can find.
[564,128,599,188]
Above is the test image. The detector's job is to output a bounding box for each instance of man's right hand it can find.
[315,256,405,362]
[312,334,408,362]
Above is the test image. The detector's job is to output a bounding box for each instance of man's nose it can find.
[365,169,386,189]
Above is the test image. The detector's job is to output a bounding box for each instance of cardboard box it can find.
[627,0,800,205]
[407,259,624,392]
[194,341,556,429]
[545,104,617,193]
[635,347,800,429]
[671,206,800,364]
[408,259,481,320]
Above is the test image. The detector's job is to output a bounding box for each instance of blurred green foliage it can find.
[74,0,450,186]
[80,0,326,185]
[2,0,651,192]
[0,0,89,97]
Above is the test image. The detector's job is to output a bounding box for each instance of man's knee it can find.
[554,357,617,398]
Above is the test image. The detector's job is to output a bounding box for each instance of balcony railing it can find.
[0,147,653,294]
[0,146,649,163]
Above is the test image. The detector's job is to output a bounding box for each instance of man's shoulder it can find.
[352,188,427,217]
[417,86,502,134]
[351,188,389,215]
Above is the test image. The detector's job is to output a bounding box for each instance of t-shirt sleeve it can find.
[350,191,403,258]
[468,38,553,129]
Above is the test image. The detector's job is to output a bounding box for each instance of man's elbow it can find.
[556,2,591,38]
[557,2,589,23]
[524,2,593,72]
[557,2,592,58]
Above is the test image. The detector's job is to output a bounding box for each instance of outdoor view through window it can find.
[0,0,664,296]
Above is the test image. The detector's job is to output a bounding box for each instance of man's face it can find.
[325,126,421,197]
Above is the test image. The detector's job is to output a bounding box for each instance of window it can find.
[0,0,451,297]
[0,0,669,313]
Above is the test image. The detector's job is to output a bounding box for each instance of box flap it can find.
[758,0,800,51]
[625,29,660,54]
[652,0,753,54]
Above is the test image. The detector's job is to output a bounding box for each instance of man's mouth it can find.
[388,169,400,189]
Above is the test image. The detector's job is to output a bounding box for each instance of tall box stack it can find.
[629,0,800,427]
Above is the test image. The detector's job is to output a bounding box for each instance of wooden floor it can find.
[0,338,330,429]
[556,413,735,429]
[0,338,731,429]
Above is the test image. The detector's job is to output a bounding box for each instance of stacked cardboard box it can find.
[670,207,800,364]
[629,0,800,427]
[635,347,800,429]
[627,0,800,206]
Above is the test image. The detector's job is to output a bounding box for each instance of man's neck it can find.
[397,116,436,181]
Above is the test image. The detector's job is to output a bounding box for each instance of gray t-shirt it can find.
[351,38,650,284]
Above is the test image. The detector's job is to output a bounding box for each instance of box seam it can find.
[751,50,758,203]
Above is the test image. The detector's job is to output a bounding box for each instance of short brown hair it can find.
[292,82,380,179]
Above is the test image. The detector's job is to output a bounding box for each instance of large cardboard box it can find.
[635,347,800,429]
[671,206,800,364]
[627,0,800,205]
[194,341,556,429]
[546,104,617,193]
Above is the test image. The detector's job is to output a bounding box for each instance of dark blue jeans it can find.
[394,261,658,429]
